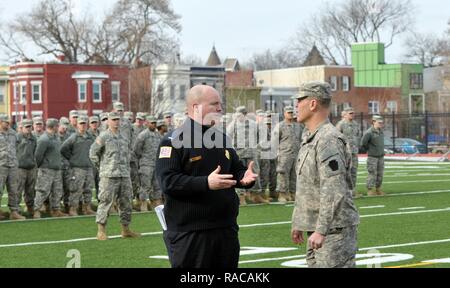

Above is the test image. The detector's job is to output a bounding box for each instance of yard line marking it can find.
[386,262,435,268]
[3,207,450,249]
[357,179,450,185]
[360,205,385,209]
[398,207,425,211]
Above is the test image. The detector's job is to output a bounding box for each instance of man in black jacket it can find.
[156,85,258,268]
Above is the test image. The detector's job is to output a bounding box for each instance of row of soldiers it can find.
[0,102,175,223]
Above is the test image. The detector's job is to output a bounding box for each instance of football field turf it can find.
[1,161,449,268]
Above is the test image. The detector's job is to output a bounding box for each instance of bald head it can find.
[186,85,223,126]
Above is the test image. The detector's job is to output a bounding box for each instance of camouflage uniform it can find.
[258,120,277,198]
[16,127,37,210]
[89,125,133,226]
[88,126,101,199]
[336,117,361,191]
[0,126,20,212]
[33,130,64,212]
[130,121,146,199]
[133,128,162,201]
[227,113,262,197]
[61,130,96,208]
[361,124,385,191]
[291,82,360,268]
[273,119,303,197]
[58,130,71,207]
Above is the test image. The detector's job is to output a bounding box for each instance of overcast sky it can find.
[0,0,448,64]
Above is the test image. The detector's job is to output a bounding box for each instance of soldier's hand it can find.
[208,166,237,191]
[308,232,325,250]
[291,230,304,245]
[240,161,258,186]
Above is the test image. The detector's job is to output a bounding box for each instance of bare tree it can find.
[403,32,447,67]
[292,0,415,65]
[244,48,305,71]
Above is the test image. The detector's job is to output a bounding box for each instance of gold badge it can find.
[225,150,230,160]
[190,156,202,163]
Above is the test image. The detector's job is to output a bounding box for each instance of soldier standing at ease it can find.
[258,116,277,201]
[291,82,360,268]
[0,114,25,220]
[130,112,146,203]
[67,110,78,135]
[156,120,168,137]
[163,112,175,133]
[16,119,38,215]
[59,117,72,212]
[336,107,362,197]
[273,106,303,203]
[133,115,163,211]
[99,113,109,133]
[88,116,101,200]
[361,115,385,197]
[89,112,140,241]
[33,119,67,219]
[61,116,96,216]
[32,117,45,139]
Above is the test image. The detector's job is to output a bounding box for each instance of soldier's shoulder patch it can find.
[159,146,173,159]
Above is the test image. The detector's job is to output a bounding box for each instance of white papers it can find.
[154,205,167,231]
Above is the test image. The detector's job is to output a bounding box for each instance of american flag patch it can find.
[159,147,172,159]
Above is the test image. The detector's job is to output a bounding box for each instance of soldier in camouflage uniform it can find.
[61,116,96,216]
[32,116,45,139]
[291,82,360,268]
[112,102,133,143]
[124,111,134,123]
[67,110,78,135]
[99,113,109,133]
[336,107,362,198]
[227,106,267,205]
[58,117,72,212]
[273,106,303,203]
[0,114,26,220]
[130,112,146,203]
[361,116,385,197]
[33,119,67,219]
[163,111,175,133]
[157,120,168,137]
[133,115,163,211]
[258,116,277,201]
[88,116,101,200]
[16,119,38,215]
[89,112,140,241]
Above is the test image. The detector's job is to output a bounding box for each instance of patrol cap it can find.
[77,115,88,124]
[344,107,355,113]
[59,117,70,126]
[100,113,108,121]
[89,116,99,124]
[156,120,166,128]
[113,102,125,111]
[69,110,79,118]
[284,106,295,113]
[46,118,59,128]
[136,112,146,120]
[292,81,332,100]
[146,115,157,123]
[236,106,247,114]
[256,109,265,116]
[0,114,10,123]
[108,112,121,120]
[22,119,33,128]
[265,118,272,125]
[33,117,44,125]
[163,111,173,118]
[124,111,134,119]
[372,115,384,123]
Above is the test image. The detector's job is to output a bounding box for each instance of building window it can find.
[78,82,87,103]
[20,82,27,104]
[170,84,176,100]
[31,82,42,104]
[111,82,120,103]
[330,76,338,91]
[368,101,380,115]
[93,81,102,103]
[157,84,164,101]
[387,101,397,113]
[0,83,4,104]
[410,73,423,89]
[342,76,350,92]
[265,100,277,112]
[179,85,186,100]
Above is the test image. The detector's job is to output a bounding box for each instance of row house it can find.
[0,66,9,115]
[8,61,129,122]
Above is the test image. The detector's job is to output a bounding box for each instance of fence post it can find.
[360,112,364,134]
[425,111,429,153]
[392,111,396,152]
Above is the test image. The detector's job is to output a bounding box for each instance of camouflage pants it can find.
[130,160,140,198]
[34,168,63,211]
[276,155,297,194]
[0,166,20,212]
[93,166,100,201]
[17,168,36,208]
[236,158,262,195]
[139,166,162,201]
[259,158,277,196]
[306,226,358,268]
[96,177,132,226]
[350,153,359,190]
[62,168,72,206]
[69,168,94,208]
[367,156,384,189]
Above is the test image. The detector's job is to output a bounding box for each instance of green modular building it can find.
[352,43,425,114]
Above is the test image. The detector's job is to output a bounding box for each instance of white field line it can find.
[360,205,386,209]
[1,207,449,249]
[357,179,450,185]
[398,207,425,211]
[237,238,450,265]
